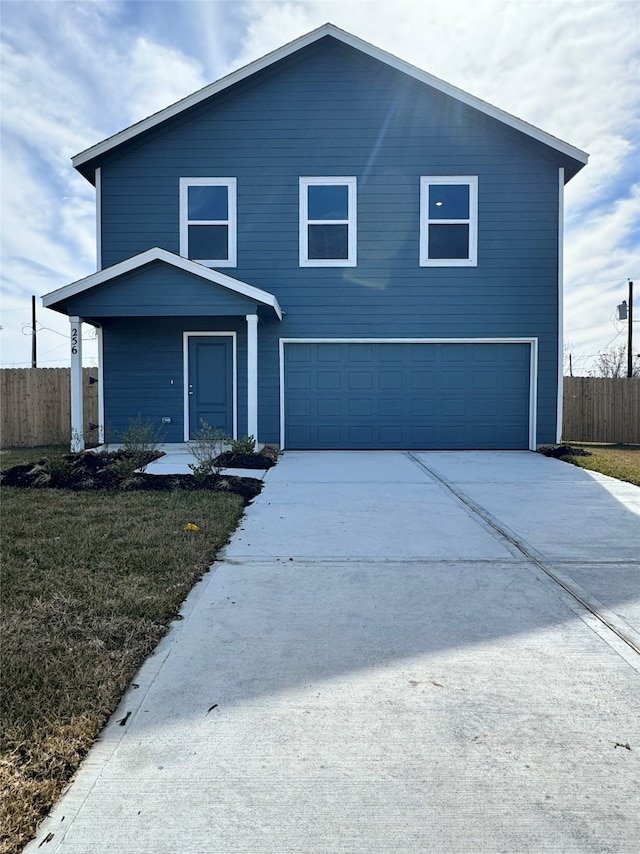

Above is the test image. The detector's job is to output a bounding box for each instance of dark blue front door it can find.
[188,336,233,437]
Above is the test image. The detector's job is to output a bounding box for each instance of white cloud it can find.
[122,36,207,125]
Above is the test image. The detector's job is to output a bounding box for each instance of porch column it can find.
[69,316,84,452]
[246,313,258,440]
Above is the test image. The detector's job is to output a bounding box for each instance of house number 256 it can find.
[71,328,79,355]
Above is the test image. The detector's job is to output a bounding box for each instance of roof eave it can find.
[42,248,283,320]
[72,22,588,181]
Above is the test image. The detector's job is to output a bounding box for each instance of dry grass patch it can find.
[558,443,640,486]
[0,473,245,854]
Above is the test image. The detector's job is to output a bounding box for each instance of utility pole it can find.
[627,281,634,378]
[31,295,37,368]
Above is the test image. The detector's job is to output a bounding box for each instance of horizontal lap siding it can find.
[102,318,248,442]
[99,38,561,445]
[65,262,258,317]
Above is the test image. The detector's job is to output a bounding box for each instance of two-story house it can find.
[43,23,588,451]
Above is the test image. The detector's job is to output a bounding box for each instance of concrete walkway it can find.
[28,452,640,853]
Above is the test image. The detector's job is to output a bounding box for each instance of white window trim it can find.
[180,178,237,268]
[420,176,478,267]
[299,176,357,267]
[279,337,537,451]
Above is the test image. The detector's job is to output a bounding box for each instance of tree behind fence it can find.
[1,368,99,447]
[563,377,640,444]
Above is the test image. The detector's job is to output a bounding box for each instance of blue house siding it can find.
[101,317,249,442]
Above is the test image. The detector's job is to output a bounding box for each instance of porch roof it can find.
[42,248,283,320]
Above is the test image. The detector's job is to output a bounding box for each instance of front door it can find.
[187,335,233,438]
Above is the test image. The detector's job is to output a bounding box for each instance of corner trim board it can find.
[557,167,564,443]
[95,167,102,271]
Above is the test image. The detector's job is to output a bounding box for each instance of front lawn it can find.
[542,443,640,487]
[0,447,247,854]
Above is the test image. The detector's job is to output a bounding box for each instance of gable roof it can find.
[42,247,283,319]
[73,23,588,181]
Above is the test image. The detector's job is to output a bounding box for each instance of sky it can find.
[1,0,638,373]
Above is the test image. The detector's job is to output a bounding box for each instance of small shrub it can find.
[187,421,229,478]
[230,435,256,455]
[120,416,163,471]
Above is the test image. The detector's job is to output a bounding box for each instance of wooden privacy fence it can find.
[563,377,640,444]
[1,368,99,448]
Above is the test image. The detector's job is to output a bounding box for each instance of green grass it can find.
[558,443,640,487]
[0,448,245,854]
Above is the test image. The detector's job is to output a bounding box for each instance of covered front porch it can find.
[42,248,282,451]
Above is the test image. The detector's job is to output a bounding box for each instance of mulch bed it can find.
[539,444,591,459]
[0,447,279,505]
[216,451,276,469]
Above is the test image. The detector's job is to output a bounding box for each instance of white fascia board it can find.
[72,23,588,175]
[42,247,282,319]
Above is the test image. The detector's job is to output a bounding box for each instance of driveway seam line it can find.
[407,452,640,661]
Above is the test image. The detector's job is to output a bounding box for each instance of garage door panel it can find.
[411,398,436,416]
[318,399,341,417]
[348,426,373,444]
[318,344,341,362]
[288,370,311,389]
[349,344,372,361]
[473,397,499,416]
[289,345,312,363]
[379,425,404,444]
[317,425,341,443]
[287,398,311,417]
[473,371,497,389]
[441,371,465,389]
[411,371,436,389]
[380,371,402,389]
[380,344,404,362]
[284,342,530,449]
[381,398,402,416]
[441,398,465,417]
[317,371,340,389]
[348,399,372,417]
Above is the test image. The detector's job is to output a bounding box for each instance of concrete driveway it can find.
[28,451,640,853]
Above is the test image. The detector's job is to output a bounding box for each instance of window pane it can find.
[428,224,469,259]
[308,185,349,220]
[188,185,228,220]
[429,184,469,220]
[308,224,349,259]
[188,224,229,260]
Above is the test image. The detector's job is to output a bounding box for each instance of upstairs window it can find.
[300,177,357,267]
[180,178,236,267]
[420,177,478,266]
